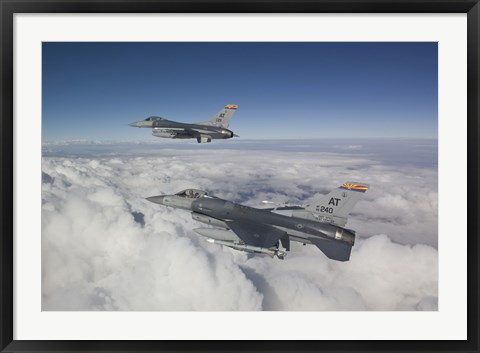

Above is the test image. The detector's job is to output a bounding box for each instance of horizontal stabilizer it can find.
[310,237,353,261]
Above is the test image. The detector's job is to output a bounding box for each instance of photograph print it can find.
[42,42,438,311]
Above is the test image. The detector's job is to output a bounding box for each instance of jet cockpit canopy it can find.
[145,116,164,121]
[175,189,207,199]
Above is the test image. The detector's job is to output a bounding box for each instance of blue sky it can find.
[42,42,437,141]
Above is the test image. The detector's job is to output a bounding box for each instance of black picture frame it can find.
[1,1,479,352]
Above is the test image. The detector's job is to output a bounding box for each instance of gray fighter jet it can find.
[129,104,238,143]
[146,182,369,261]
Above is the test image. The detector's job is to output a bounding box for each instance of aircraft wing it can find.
[226,220,286,248]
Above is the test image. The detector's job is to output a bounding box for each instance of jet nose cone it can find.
[146,195,165,205]
[129,122,139,127]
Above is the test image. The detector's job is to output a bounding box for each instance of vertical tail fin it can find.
[305,182,369,227]
[198,105,238,128]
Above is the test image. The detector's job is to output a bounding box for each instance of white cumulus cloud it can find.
[42,140,438,311]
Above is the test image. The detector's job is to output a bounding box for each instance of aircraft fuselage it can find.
[128,105,238,143]
[147,192,355,259]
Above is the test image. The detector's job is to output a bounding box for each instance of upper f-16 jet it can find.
[146,182,369,261]
[129,104,239,143]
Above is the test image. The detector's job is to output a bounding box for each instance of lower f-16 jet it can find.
[146,182,369,261]
[129,104,239,143]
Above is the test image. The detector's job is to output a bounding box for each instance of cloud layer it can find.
[42,141,438,311]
